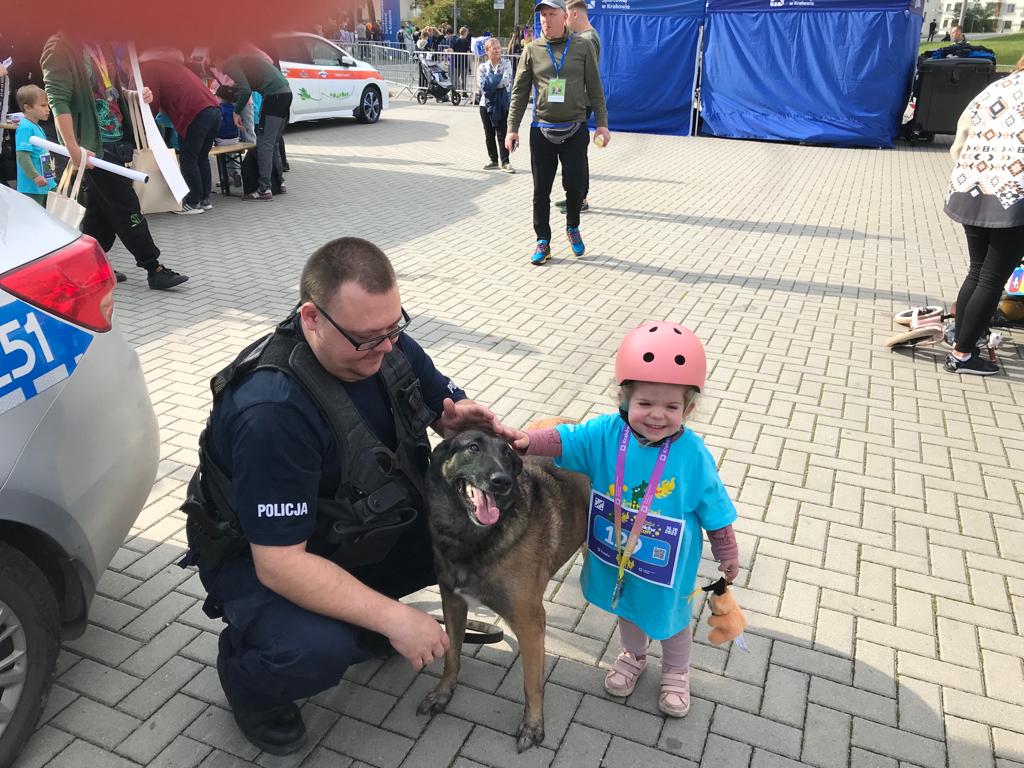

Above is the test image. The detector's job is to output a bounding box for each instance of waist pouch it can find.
[539,123,581,145]
[326,506,419,569]
[101,140,135,166]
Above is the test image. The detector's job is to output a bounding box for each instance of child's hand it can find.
[33,175,47,187]
[512,432,530,454]
[718,558,740,583]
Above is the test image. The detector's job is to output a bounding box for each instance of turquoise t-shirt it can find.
[15,121,57,195]
[555,413,737,640]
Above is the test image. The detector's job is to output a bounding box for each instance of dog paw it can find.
[417,688,452,716]
[516,720,545,752]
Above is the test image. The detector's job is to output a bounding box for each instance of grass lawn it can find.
[920,31,1024,70]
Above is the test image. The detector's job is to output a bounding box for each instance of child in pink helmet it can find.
[514,322,739,717]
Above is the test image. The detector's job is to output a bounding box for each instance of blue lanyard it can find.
[545,35,572,79]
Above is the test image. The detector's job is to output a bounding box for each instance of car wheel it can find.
[0,544,60,768]
[355,86,383,124]
[451,91,462,107]
[416,91,428,105]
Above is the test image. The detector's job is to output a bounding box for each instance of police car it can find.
[272,32,388,125]
[0,186,159,765]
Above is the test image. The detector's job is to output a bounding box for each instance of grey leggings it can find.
[619,618,693,669]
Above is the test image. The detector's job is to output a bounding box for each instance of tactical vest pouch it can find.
[183,470,249,575]
[322,502,418,569]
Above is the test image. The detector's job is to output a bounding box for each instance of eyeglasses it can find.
[315,304,412,351]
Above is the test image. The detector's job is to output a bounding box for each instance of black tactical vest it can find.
[182,315,437,572]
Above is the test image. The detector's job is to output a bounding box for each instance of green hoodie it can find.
[507,33,607,133]
[41,34,136,155]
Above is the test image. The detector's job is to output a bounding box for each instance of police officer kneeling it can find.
[180,237,520,755]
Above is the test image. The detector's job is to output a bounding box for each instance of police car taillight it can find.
[0,235,115,333]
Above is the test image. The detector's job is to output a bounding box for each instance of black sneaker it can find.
[148,266,190,291]
[217,653,306,755]
[943,353,999,376]
[114,271,127,283]
[483,161,499,170]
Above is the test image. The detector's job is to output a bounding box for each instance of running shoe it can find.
[531,240,551,266]
[566,226,586,257]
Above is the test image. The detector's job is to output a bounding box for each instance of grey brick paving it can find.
[11,99,1024,767]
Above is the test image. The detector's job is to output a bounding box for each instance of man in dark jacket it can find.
[181,237,521,756]
[40,33,189,289]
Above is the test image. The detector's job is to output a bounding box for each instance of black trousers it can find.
[179,106,221,206]
[81,142,160,271]
[955,224,1024,352]
[199,508,436,710]
[480,106,509,164]
[530,124,588,241]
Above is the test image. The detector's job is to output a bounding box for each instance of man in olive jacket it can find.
[505,0,609,266]
[41,33,189,290]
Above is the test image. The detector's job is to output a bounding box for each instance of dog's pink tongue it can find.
[472,487,500,525]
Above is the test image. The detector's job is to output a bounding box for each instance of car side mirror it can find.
[341,55,357,66]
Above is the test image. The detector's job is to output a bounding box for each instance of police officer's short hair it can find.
[300,237,397,304]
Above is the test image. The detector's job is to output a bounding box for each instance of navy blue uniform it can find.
[199,330,465,709]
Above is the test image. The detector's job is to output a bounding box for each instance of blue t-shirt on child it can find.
[555,413,737,640]
[15,121,57,195]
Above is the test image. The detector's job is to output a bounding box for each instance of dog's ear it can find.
[508,444,524,476]
[430,438,455,468]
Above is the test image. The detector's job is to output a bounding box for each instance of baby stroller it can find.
[416,58,462,106]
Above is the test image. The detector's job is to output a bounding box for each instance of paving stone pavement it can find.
[13,99,1024,768]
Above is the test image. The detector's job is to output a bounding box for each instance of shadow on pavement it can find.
[15,529,981,768]
[594,208,901,242]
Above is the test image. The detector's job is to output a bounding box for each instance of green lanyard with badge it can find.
[545,35,572,103]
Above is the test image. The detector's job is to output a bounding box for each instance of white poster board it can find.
[126,43,189,203]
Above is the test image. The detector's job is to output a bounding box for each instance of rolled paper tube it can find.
[28,136,150,183]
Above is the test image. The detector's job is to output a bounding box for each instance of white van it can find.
[271,33,388,124]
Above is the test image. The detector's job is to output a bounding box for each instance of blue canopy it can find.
[590,0,705,136]
[699,0,924,147]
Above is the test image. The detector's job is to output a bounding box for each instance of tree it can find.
[962,2,995,33]
[417,0,510,36]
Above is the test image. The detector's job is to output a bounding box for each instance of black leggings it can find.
[530,124,588,241]
[954,224,1024,352]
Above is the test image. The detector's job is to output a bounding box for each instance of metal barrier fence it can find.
[357,44,522,106]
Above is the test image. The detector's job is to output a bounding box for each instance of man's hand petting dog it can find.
[439,398,521,442]
[386,604,449,671]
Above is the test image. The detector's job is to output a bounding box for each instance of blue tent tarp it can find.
[699,0,924,147]
[590,0,704,136]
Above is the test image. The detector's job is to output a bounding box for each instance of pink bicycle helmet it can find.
[615,321,707,391]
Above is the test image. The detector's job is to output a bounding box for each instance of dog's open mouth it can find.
[457,479,501,526]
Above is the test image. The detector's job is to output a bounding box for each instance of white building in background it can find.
[921,0,945,35]
[938,1,1024,32]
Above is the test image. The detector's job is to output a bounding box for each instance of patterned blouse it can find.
[944,69,1024,229]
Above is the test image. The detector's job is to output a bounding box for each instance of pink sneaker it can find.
[604,651,646,697]
[659,666,690,717]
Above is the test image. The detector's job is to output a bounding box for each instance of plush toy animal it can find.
[703,577,747,646]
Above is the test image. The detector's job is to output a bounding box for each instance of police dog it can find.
[417,427,589,751]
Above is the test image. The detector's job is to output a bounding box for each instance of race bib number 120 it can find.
[586,490,683,589]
